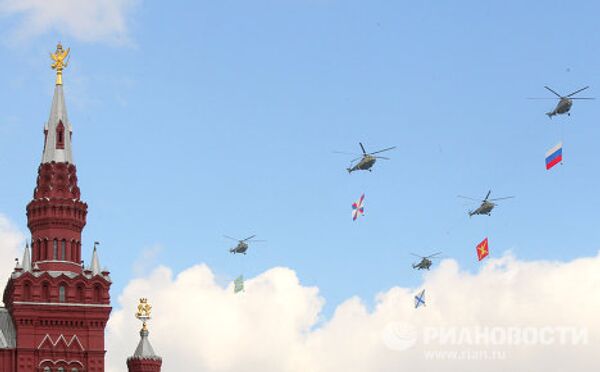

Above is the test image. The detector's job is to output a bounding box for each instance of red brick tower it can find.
[1,43,112,372]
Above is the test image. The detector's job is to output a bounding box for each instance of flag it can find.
[234,275,244,293]
[545,142,563,170]
[352,193,365,221]
[476,237,489,261]
[414,289,426,308]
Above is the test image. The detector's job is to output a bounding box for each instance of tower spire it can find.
[43,43,73,164]
[22,242,31,272]
[90,241,101,275]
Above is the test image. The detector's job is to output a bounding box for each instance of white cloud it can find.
[106,253,600,372]
[0,214,25,297]
[0,214,597,371]
[0,0,139,44]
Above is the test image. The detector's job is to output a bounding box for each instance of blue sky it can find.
[1,1,600,315]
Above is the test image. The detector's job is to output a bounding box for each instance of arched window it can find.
[59,285,66,303]
[61,240,66,260]
[76,284,84,303]
[42,282,50,302]
[53,239,58,260]
[93,285,101,303]
[23,282,31,301]
[56,121,65,149]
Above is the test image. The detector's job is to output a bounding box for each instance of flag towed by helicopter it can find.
[414,289,426,308]
[234,275,244,294]
[545,142,563,170]
[476,237,489,261]
[352,193,365,221]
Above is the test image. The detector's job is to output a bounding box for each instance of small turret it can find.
[127,298,162,372]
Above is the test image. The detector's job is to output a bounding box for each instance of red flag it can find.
[476,237,489,261]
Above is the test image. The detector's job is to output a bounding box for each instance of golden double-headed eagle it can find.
[50,43,70,85]
[136,298,152,319]
[135,298,153,331]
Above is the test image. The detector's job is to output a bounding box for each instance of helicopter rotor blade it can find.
[544,86,563,98]
[370,146,397,155]
[566,86,589,97]
[489,196,515,201]
[223,235,239,241]
[359,142,367,155]
[241,235,256,242]
[457,195,480,202]
[333,151,361,156]
[484,190,491,201]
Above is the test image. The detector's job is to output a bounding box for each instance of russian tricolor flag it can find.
[545,142,563,170]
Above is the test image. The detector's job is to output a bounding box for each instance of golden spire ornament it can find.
[135,298,153,331]
[50,42,70,85]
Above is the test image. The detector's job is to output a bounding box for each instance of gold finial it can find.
[135,298,152,331]
[50,42,70,85]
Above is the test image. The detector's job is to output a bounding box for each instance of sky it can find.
[0,1,599,371]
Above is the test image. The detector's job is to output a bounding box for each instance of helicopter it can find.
[336,142,396,173]
[224,235,264,255]
[458,190,514,217]
[530,86,594,118]
[411,252,443,270]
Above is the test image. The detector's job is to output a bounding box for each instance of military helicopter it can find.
[411,252,443,270]
[336,142,396,173]
[530,86,594,118]
[458,190,514,217]
[224,235,264,255]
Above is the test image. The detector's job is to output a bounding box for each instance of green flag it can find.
[234,275,244,293]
